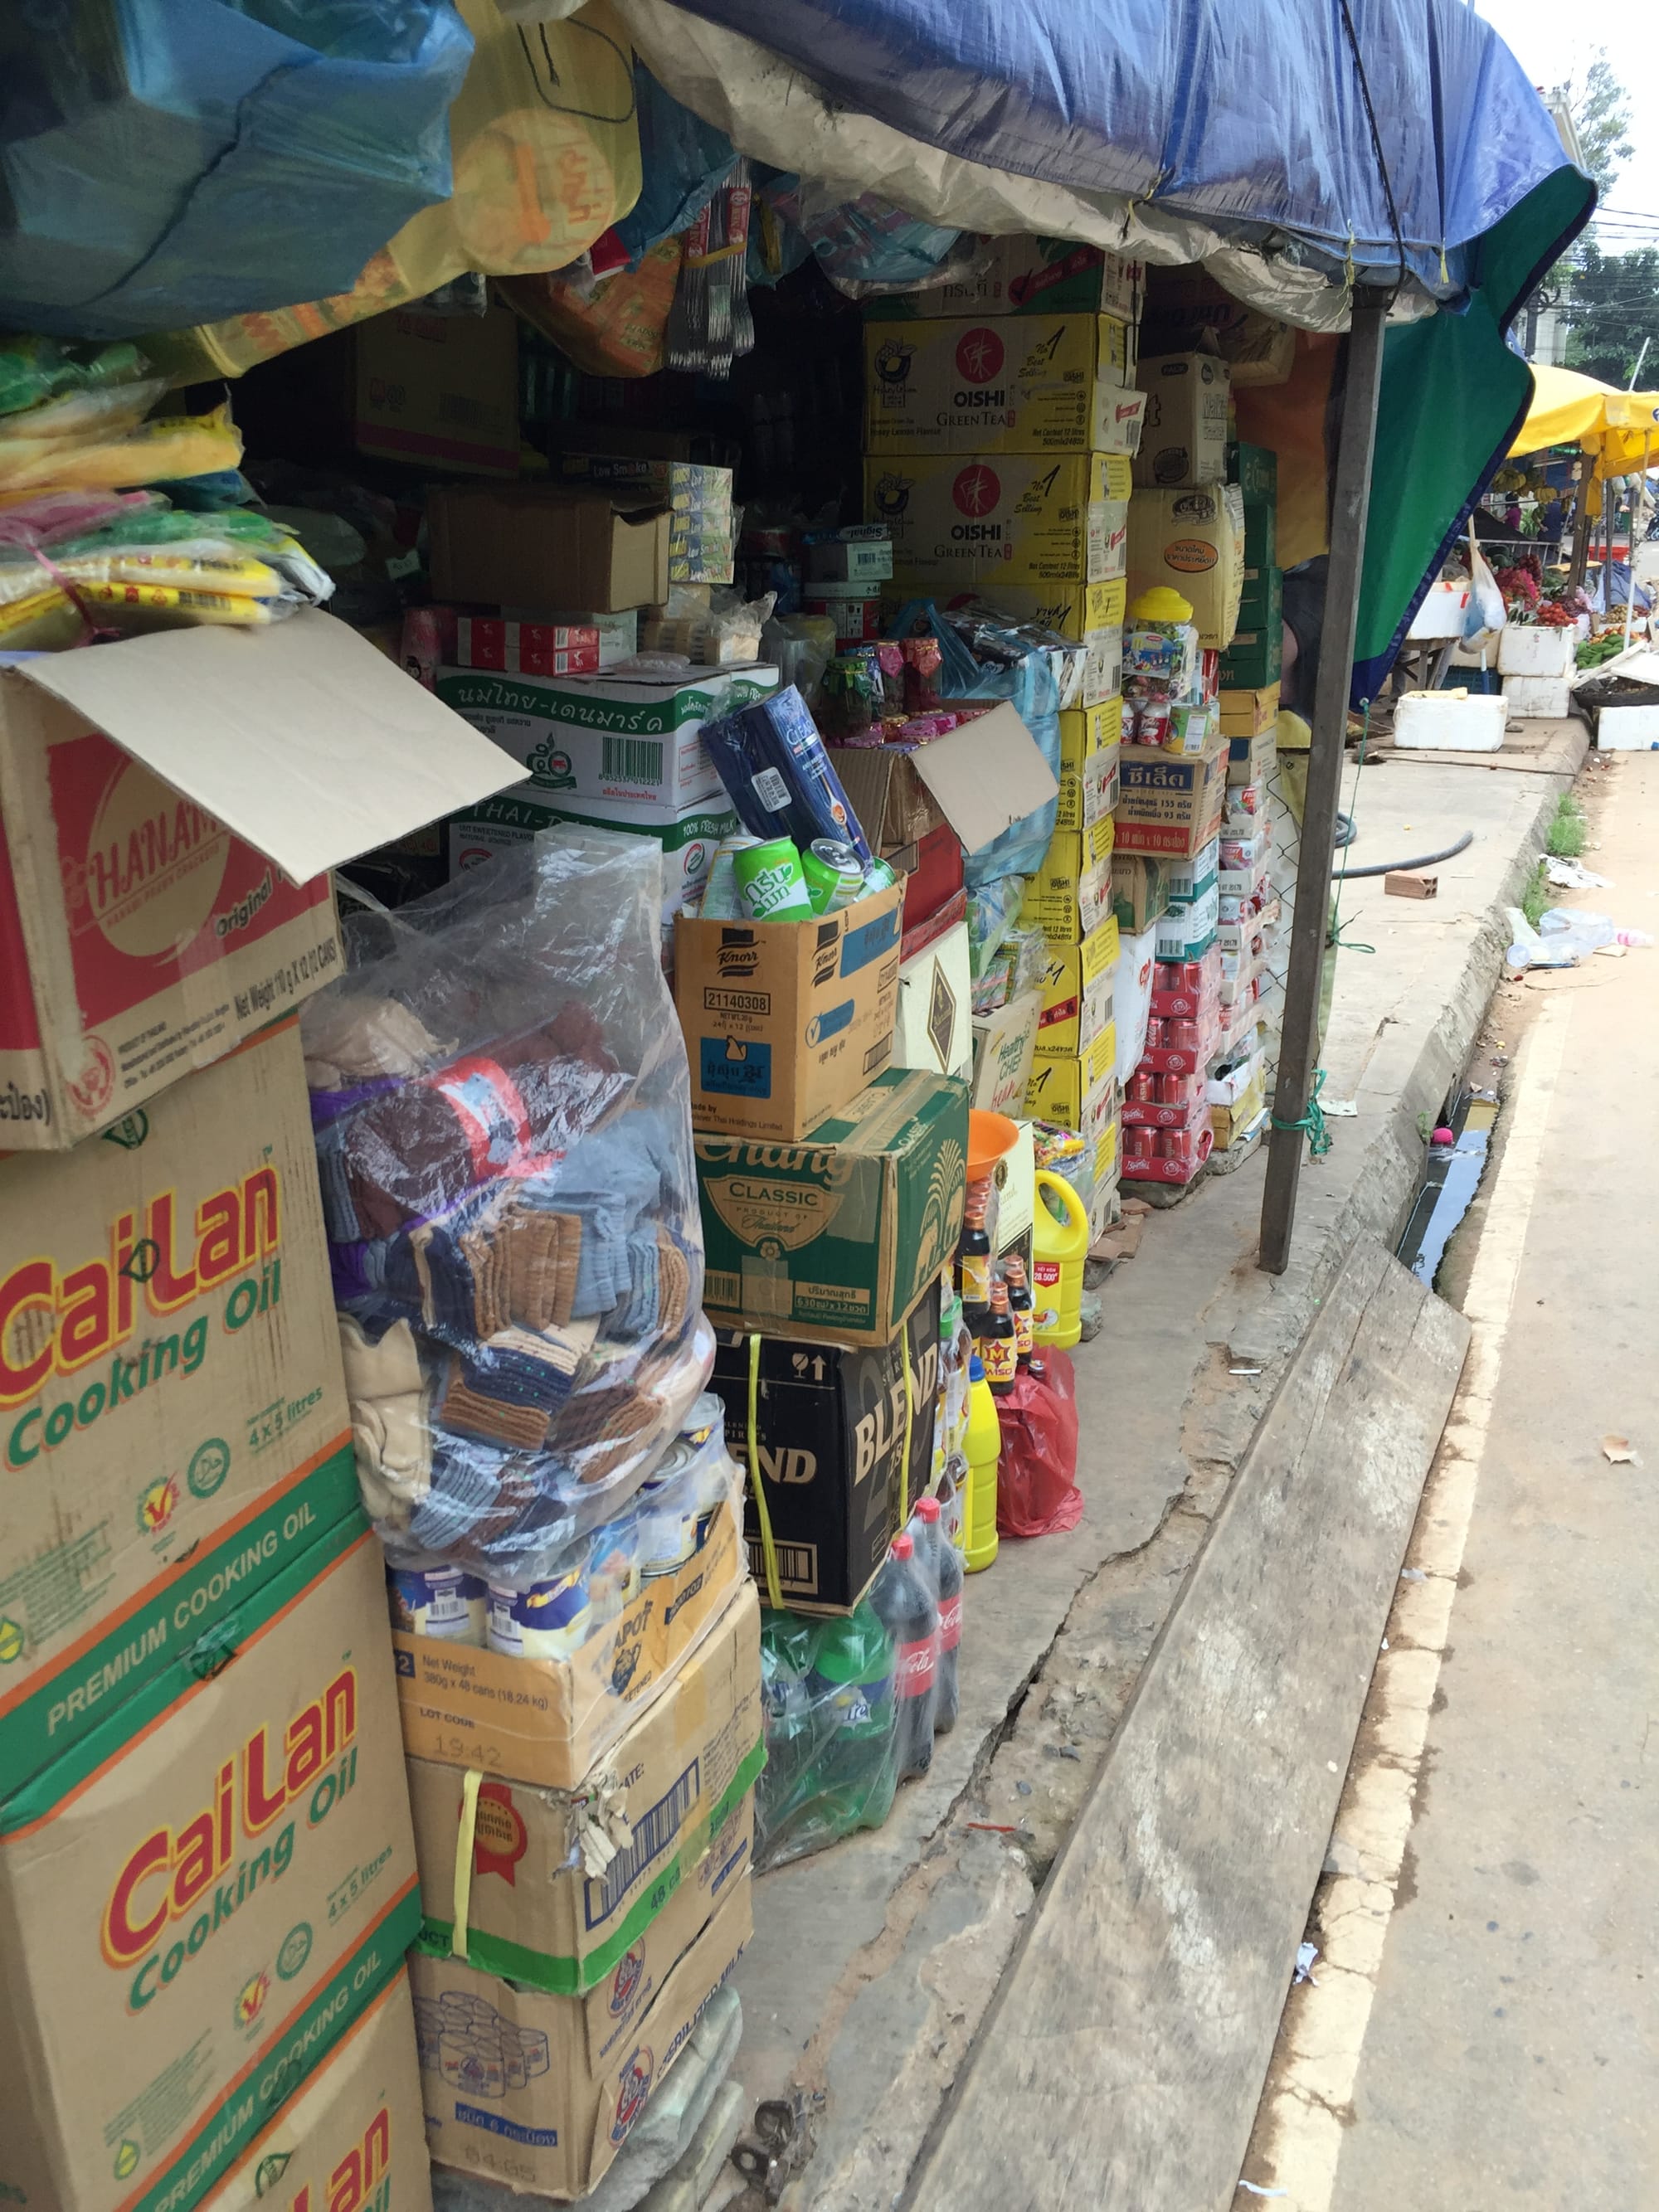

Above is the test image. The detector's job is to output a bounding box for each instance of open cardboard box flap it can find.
[17,608,522,884]
[909,699,1058,855]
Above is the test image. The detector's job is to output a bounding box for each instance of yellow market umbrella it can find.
[1511,362,1659,477]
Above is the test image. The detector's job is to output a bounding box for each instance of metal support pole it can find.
[1258,287,1389,1275]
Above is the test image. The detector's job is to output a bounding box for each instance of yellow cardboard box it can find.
[1126,483,1244,649]
[1057,738,1120,833]
[865,315,1141,455]
[873,452,1128,586]
[1020,821,1117,942]
[1219,683,1281,736]
[1024,1054,1118,1136]
[1034,917,1120,1058]
[202,1969,432,2211]
[975,575,1128,639]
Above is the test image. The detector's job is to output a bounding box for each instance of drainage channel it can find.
[1395,1082,1501,1290]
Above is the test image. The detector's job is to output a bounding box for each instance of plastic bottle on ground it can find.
[869,1533,937,1779]
[912,1494,961,1731]
[963,1354,1001,1574]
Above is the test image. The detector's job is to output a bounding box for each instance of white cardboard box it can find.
[894,921,973,1080]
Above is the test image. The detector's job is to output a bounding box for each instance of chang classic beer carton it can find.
[0,1016,362,1793]
[200,1970,431,2211]
[0,612,517,1149]
[0,1528,420,2212]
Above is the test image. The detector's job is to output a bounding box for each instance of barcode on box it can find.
[602,735,664,784]
[748,1537,817,1591]
[740,1258,793,1318]
[585,1760,700,1928]
[705,1270,742,1308]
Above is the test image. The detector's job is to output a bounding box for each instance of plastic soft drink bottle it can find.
[911,1495,961,1731]
[806,1602,900,1838]
[869,1533,937,1780]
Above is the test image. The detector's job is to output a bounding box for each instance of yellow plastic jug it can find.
[963,1354,1001,1573]
[1031,1169,1089,1350]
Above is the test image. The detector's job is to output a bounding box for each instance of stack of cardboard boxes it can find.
[427,472,771,950]
[672,880,965,1612]
[854,239,1149,1239]
[0,619,526,2212]
[395,1469,761,2200]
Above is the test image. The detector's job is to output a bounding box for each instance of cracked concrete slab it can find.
[716,728,1584,2212]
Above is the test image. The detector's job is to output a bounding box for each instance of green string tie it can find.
[1273,1068,1334,1159]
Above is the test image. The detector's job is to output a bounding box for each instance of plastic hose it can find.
[1333,830,1474,879]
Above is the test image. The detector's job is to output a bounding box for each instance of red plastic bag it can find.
[995,1352,1082,1537]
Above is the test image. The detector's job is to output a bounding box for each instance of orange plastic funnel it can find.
[967,1110,1019,1181]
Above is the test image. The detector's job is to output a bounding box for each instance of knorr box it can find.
[0,1527,420,2212]
[201,1969,431,2212]
[392,1495,746,1793]
[872,452,1131,587]
[0,1016,361,1794]
[408,1584,762,1991]
[435,664,780,814]
[411,1872,751,2202]
[0,612,518,1150]
[695,1069,968,1349]
[674,882,904,1144]
[864,314,1139,454]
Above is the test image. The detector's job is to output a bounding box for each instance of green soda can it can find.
[733,834,814,921]
[802,837,865,914]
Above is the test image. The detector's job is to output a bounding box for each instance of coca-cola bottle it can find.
[909,1495,961,1732]
[869,1532,937,1780]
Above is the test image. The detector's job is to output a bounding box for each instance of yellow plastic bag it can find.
[150,0,641,384]
[0,398,241,493]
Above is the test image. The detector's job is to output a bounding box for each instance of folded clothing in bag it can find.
[304,829,709,1582]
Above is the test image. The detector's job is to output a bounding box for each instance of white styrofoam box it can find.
[1112,921,1160,1088]
[1407,579,1472,641]
[1596,703,1659,751]
[1392,690,1506,750]
[1501,674,1572,719]
[1496,626,1574,678]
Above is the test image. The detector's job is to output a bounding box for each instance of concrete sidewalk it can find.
[716,720,1587,2212]
[1247,749,1659,2210]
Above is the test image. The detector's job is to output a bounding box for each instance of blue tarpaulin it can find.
[653,0,1579,299]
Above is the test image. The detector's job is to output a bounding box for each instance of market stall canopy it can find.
[612,0,1588,325]
[1510,364,1659,477]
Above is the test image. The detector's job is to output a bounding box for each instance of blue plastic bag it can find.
[886,599,1061,885]
[0,0,474,338]
[614,67,737,264]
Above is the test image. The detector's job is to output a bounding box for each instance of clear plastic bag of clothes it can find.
[303,826,711,1584]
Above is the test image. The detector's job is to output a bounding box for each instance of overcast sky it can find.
[1477,2,1659,245]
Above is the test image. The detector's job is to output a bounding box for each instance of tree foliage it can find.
[1553,53,1634,203]
[1563,241,1659,386]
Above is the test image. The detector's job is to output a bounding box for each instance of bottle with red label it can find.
[977,1280,1019,1395]
[870,1532,937,1779]
[1002,1254,1035,1369]
[909,1494,962,1732]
